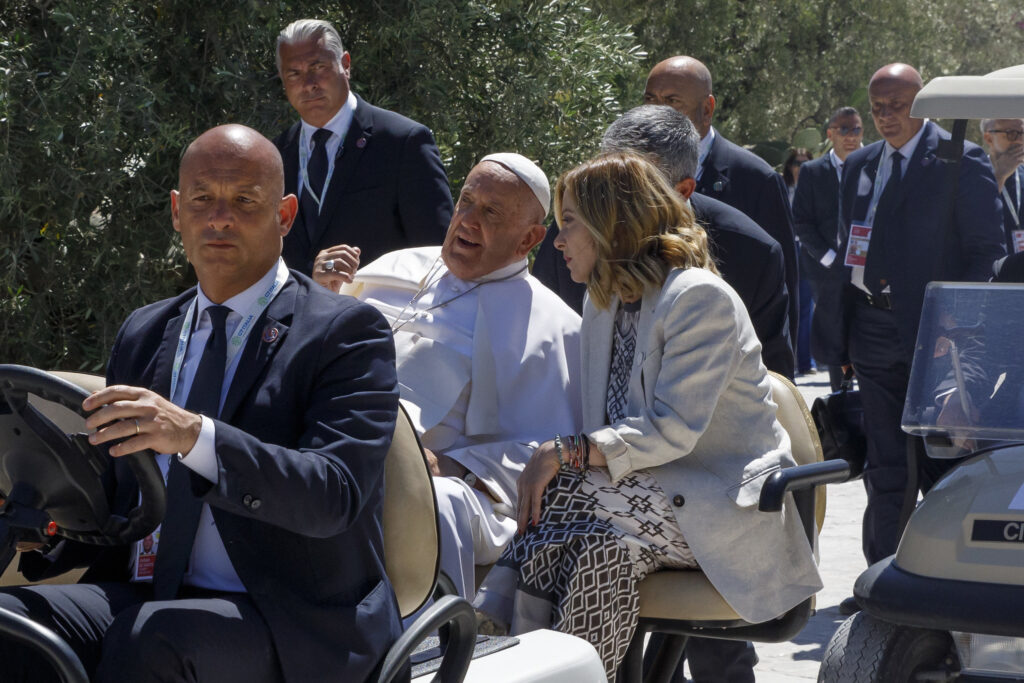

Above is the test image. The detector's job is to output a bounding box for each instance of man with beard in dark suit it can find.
[642,56,799,361]
[274,19,453,287]
[792,106,864,390]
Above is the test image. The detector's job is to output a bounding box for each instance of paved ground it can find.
[748,369,868,682]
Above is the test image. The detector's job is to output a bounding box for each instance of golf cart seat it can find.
[618,371,850,683]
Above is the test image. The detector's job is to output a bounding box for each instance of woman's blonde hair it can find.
[554,152,716,309]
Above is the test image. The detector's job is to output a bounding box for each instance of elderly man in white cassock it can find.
[339,153,582,599]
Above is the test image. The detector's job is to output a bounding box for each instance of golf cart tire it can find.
[818,612,957,683]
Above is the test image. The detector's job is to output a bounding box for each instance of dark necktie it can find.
[864,151,903,295]
[299,128,332,235]
[153,304,230,600]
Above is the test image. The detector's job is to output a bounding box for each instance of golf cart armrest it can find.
[0,605,88,683]
[758,460,852,513]
[377,594,476,683]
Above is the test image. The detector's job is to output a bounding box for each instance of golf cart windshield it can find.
[903,282,1024,442]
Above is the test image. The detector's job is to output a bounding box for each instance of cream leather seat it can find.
[619,372,849,682]
[383,404,440,617]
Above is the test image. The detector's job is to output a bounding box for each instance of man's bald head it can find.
[643,56,716,138]
[869,63,924,94]
[868,63,924,148]
[172,124,297,303]
[180,125,286,200]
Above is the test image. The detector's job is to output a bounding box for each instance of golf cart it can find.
[818,65,1024,683]
[0,360,850,682]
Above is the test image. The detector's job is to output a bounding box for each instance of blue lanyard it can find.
[298,127,336,214]
[169,259,289,402]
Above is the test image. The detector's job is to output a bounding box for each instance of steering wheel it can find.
[0,365,165,559]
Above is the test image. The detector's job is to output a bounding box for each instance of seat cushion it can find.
[637,570,742,621]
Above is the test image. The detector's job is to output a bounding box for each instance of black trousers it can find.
[843,297,961,563]
[0,581,283,683]
[684,639,757,683]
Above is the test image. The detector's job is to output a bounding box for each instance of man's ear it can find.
[675,178,697,200]
[518,223,548,257]
[170,190,182,234]
[982,131,994,151]
[278,194,298,237]
[704,94,716,124]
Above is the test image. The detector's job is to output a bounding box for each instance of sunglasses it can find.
[987,129,1024,142]
[829,125,863,137]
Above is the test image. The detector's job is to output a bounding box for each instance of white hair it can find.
[276,19,345,73]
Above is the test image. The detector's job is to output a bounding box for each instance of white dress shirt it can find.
[295,91,358,200]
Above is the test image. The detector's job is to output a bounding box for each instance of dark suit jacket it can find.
[792,154,843,283]
[820,121,1006,365]
[696,131,799,348]
[999,165,1024,255]
[792,153,847,363]
[531,192,794,377]
[25,272,402,683]
[275,95,454,275]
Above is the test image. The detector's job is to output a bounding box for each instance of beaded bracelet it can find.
[554,433,565,469]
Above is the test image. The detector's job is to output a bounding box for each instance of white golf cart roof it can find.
[911,64,1024,119]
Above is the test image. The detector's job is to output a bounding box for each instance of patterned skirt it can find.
[473,467,698,678]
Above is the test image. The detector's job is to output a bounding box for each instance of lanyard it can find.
[1003,173,1021,229]
[298,127,336,214]
[864,150,897,227]
[168,259,290,403]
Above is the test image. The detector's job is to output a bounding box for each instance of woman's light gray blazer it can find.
[583,267,822,624]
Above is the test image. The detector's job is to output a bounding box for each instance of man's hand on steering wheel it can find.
[83,386,203,458]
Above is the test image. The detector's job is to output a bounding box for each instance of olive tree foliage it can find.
[0,0,642,370]
[596,0,1024,149]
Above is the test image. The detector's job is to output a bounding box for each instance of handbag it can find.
[810,370,866,478]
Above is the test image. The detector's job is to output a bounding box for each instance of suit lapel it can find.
[629,289,657,411]
[698,137,729,196]
[151,298,193,399]
[311,97,375,247]
[219,279,296,422]
[851,146,884,224]
[582,299,615,429]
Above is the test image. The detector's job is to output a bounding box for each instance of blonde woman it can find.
[473,152,820,677]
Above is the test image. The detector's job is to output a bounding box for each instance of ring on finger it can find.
[134,419,140,436]
[324,259,335,272]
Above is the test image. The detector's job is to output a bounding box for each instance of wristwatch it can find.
[463,472,479,488]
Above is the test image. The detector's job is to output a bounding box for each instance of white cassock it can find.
[345,246,582,599]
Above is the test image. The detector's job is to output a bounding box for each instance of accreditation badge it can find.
[1013,230,1024,254]
[844,224,872,267]
[133,530,159,581]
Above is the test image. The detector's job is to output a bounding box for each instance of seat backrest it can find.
[767,371,826,531]
[383,404,440,618]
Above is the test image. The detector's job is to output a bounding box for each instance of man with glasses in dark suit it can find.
[793,107,864,390]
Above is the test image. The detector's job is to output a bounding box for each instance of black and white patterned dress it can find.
[474,300,698,677]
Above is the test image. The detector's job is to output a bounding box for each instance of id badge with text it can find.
[845,224,872,267]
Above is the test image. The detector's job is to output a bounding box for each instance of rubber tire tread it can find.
[818,612,954,683]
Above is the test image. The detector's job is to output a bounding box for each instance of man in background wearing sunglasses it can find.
[792,106,864,391]
[982,118,1024,257]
